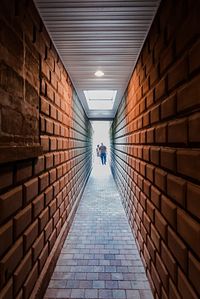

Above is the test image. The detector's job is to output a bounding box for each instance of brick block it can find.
[39,172,49,192]
[16,161,32,183]
[0,186,22,224]
[45,153,54,169]
[0,166,13,191]
[146,128,154,144]
[161,241,177,282]
[0,279,13,299]
[41,136,49,152]
[34,156,45,175]
[150,147,160,165]
[38,243,48,272]
[44,186,53,206]
[41,60,50,81]
[175,2,199,55]
[49,228,57,251]
[146,164,154,182]
[160,148,176,172]
[44,219,53,242]
[177,74,200,112]
[189,39,200,73]
[149,65,159,88]
[53,181,60,196]
[188,252,200,295]
[177,149,200,181]
[160,43,174,74]
[169,279,181,299]
[143,179,151,197]
[177,209,200,258]
[23,262,38,299]
[143,242,151,269]
[155,211,167,241]
[161,195,176,229]
[187,182,200,220]
[143,111,150,127]
[155,78,166,101]
[151,262,161,296]
[188,112,200,143]
[155,168,167,192]
[24,220,38,252]
[13,251,32,295]
[161,94,176,120]
[41,116,46,133]
[151,224,160,252]
[151,104,160,124]
[143,212,151,233]
[155,253,169,291]
[168,56,188,91]
[24,178,38,203]
[53,209,59,226]
[14,205,32,239]
[33,194,44,218]
[0,220,13,257]
[54,152,60,166]
[0,237,23,286]
[56,218,62,236]
[178,268,198,299]
[49,198,57,217]
[151,186,160,209]
[15,289,23,299]
[32,233,44,262]
[146,199,155,222]
[46,118,54,134]
[168,118,188,144]
[147,235,156,262]
[143,146,150,161]
[46,83,54,102]
[49,169,57,184]
[39,207,49,232]
[155,123,167,144]
[168,227,187,272]
[40,96,49,115]
[167,174,186,206]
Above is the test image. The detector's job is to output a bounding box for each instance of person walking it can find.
[99,142,107,165]
[96,144,100,157]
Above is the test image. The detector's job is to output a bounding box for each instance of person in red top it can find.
[99,143,107,165]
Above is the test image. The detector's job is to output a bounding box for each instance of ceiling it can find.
[34,0,160,119]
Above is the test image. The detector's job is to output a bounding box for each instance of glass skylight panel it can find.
[87,100,114,110]
[84,90,117,110]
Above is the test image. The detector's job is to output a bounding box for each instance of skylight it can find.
[84,90,117,110]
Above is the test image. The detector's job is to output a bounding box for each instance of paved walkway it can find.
[44,159,153,299]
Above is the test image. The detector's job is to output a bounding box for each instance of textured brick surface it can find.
[0,0,92,297]
[110,1,200,298]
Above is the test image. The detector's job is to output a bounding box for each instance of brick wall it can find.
[111,0,200,298]
[0,1,92,298]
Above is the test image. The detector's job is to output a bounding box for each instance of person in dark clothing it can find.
[99,143,107,165]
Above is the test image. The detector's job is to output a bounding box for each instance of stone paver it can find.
[44,162,153,299]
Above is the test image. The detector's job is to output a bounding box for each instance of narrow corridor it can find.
[1,1,200,298]
[44,161,153,299]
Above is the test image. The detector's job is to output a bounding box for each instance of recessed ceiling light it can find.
[95,70,104,77]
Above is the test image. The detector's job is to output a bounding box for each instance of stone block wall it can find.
[0,1,92,298]
[111,0,200,298]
